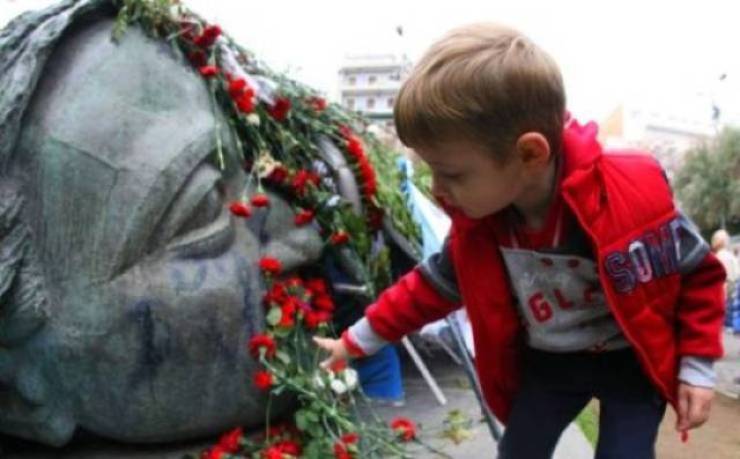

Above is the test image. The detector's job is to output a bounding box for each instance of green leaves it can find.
[676,127,740,233]
[266,307,282,326]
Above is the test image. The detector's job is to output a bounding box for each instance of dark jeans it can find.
[498,348,667,459]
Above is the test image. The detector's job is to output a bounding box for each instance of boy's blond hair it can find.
[395,23,565,160]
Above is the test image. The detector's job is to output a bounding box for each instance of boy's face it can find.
[415,139,527,219]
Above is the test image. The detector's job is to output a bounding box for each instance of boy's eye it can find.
[440,172,463,181]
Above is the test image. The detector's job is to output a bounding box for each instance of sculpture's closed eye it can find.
[162,163,235,258]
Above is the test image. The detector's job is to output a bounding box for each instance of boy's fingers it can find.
[313,336,332,349]
[319,356,335,371]
[687,393,710,429]
[676,388,690,431]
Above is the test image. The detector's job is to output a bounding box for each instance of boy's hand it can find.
[312,336,350,370]
[676,383,714,432]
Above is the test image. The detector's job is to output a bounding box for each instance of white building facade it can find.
[338,54,411,127]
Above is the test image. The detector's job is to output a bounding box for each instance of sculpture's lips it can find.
[166,204,235,258]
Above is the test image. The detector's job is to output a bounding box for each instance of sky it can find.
[3,0,740,126]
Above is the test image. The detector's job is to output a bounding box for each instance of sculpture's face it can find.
[6,16,321,445]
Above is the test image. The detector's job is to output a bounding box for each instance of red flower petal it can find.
[390,417,416,441]
[330,231,350,245]
[188,50,207,67]
[329,358,347,373]
[294,209,315,226]
[340,432,359,444]
[309,96,327,112]
[228,78,247,98]
[199,65,219,78]
[313,294,334,312]
[248,334,276,359]
[251,194,270,207]
[259,257,283,275]
[253,370,274,390]
[267,97,292,121]
[236,92,255,113]
[261,446,283,459]
[305,278,328,295]
[194,25,221,48]
[229,201,251,218]
[217,427,243,453]
[266,166,288,184]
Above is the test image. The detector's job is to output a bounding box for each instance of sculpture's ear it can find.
[0,181,49,348]
[251,189,323,273]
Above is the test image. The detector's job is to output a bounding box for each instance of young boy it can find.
[314,23,726,458]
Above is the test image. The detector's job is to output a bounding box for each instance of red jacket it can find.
[359,119,726,422]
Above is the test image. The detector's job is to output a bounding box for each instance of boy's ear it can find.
[515,132,551,167]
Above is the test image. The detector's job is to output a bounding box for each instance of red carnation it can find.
[266,165,289,184]
[251,194,270,207]
[346,136,365,159]
[228,78,247,98]
[333,443,352,459]
[217,427,243,453]
[285,276,303,289]
[179,22,197,41]
[279,298,297,328]
[248,334,276,359]
[338,124,353,139]
[253,370,274,391]
[202,445,227,459]
[259,257,283,275]
[261,446,283,459]
[294,209,315,226]
[305,278,328,295]
[341,432,359,445]
[309,96,327,112]
[263,282,288,306]
[267,97,291,121]
[188,50,207,67]
[330,231,350,245]
[199,65,219,78]
[291,170,320,196]
[195,24,221,48]
[313,294,334,312]
[332,431,359,459]
[236,92,255,113]
[229,201,251,218]
[329,358,347,373]
[390,417,416,441]
[274,439,302,456]
[304,310,330,329]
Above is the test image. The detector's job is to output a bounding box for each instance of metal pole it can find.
[446,314,503,442]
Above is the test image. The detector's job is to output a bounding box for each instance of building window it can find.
[368,75,377,85]
[346,98,355,109]
[347,76,356,86]
[367,98,375,109]
[387,97,394,108]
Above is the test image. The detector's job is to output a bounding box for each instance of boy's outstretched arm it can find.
[314,235,462,369]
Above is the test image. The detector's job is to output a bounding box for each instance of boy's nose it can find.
[431,177,449,202]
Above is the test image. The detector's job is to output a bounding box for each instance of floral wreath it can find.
[110,1,469,459]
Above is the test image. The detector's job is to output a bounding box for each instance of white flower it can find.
[255,151,283,178]
[246,113,261,126]
[330,378,348,395]
[312,372,326,390]
[343,368,358,391]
